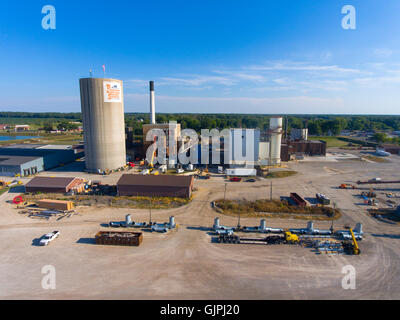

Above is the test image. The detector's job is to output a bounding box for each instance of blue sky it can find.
[0,0,400,114]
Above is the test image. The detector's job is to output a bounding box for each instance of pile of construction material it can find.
[95,231,143,246]
[19,208,76,220]
[37,199,74,211]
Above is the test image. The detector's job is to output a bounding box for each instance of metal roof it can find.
[36,145,73,150]
[0,155,41,165]
[117,174,193,187]
[25,176,76,188]
[2,144,44,149]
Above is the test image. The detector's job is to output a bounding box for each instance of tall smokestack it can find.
[150,81,156,124]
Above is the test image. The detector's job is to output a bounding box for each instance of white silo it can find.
[79,78,126,173]
[269,116,282,166]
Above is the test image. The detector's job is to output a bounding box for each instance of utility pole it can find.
[224,183,227,202]
[270,181,273,201]
[149,196,152,225]
[331,201,336,232]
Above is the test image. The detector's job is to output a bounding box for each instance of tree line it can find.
[1,112,400,136]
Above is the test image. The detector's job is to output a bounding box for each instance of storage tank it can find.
[269,117,282,166]
[259,219,266,231]
[79,78,126,173]
[169,216,176,229]
[213,217,220,229]
[125,214,132,226]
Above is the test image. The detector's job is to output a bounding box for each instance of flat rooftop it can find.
[117,174,193,187]
[0,155,41,166]
[2,144,45,149]
[2,144,73,150]
[25,176,77,188]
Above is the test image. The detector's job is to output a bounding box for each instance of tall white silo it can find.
[269,116,283,166]
[79,78,126,173]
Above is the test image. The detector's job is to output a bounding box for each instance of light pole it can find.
[224,183,227,202]
[331,201,336,232]
[270,181,273,201]
[149,196,152,225]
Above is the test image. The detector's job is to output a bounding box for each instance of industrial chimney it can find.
[150,81,156,124]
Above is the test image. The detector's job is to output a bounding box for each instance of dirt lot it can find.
[1,150,400,299]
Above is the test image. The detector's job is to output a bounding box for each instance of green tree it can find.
[372,132,387,143]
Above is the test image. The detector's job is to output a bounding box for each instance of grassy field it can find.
[264,170,297,179]
[310,136,350,148]
[362,155,390,163]
[0,133,82,146]
[24,193,192,209]
[215,199,341,220]
[0,187,10,196]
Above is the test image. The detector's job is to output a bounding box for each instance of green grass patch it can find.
[24,193,192,209]
[310,136,350,148]
[264,170,297,179]
[362,155,389,163]
[0,187,10,196]
[215,199,341,220]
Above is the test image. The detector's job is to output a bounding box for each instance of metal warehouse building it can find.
[25,176,85,194]
[0,144,84,170]
[0,155,44,177]
[117,174,194,198]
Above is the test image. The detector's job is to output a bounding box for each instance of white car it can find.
[40,231,60,246]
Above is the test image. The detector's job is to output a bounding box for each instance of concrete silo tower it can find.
[79,78,126,173]
[269,116,283,166]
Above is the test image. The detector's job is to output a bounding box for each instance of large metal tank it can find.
[269,116,282,166]
[79,78,126,173]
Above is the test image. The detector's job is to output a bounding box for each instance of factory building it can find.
[228,128,260,166]
[207,117,284,168]
[142,81,182,163]
[280,140,327,161]
[290,128,308,141]
[79,78,126,173]
[117,174,194,198]
[378,144,400,155]
[0,155,44,177]
[25,176,85,194]
[142,122,181,154]
[0,144,83,172]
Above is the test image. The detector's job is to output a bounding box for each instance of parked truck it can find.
[290,193,307,207]
[316,193,331,205]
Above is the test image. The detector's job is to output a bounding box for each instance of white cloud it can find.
[373,48,393,58]
[124,93,345,114]
[244,61,361,74]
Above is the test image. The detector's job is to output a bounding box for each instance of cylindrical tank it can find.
[260,219,266,230]
[125,214,132,226]
[79,78,126,173]
[213,217,220,229]
[269,117,282,166]
[169,216,175,229]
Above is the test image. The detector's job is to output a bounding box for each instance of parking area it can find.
[1,151,400,299]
